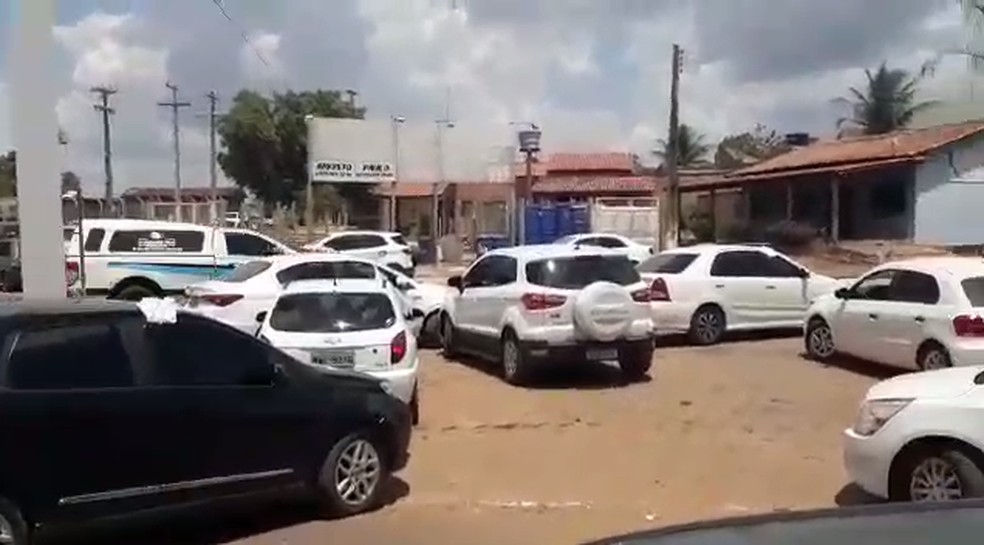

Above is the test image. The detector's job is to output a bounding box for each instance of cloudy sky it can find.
[1,0,984,192]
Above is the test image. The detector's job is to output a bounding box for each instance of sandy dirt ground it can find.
[75,333,903,545]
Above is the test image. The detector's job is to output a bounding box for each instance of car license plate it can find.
[312,350,356,368]
[585,348,618,361]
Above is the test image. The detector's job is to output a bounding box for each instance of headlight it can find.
[853,398,913,436]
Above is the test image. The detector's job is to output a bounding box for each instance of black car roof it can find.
[0,298,138,318]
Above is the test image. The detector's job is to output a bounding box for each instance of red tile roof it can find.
[731,120,984,179]
[545,152,635,172]
[533,176,656,194]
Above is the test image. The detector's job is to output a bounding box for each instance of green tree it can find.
[0,151,16,198]
[217,89,366,211]
[714,124,792,169]
[654,124,712,167]
[835,62,936,136]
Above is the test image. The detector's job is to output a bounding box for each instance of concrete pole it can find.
[12,0,67,298]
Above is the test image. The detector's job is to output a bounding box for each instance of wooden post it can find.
[785,182,794,220]
[830,177,840,242]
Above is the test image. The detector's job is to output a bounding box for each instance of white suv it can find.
[440,245,656,385]
[302,231,415,277]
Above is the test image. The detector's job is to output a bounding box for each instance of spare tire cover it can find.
[573,281,634,342]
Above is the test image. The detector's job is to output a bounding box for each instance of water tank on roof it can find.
[785,132,811,146]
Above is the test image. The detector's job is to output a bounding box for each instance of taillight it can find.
[521,293,567,310]
[631,288,651,302]
[65,261,79,286]
[649,278,671,301]
[200,294,244,307]
[390,331,407,363]
[953,315,984,337]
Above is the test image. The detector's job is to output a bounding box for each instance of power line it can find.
[209,0,275,70]
[158,82,193,223]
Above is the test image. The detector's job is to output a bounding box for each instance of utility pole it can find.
[158,82,192,222]
[91,85,117,216]
[389,115,406,231]
[659,43,683,251]
[204,91,219,223]
[434,119,454,240]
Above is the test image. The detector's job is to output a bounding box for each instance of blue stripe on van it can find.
[107,261,238,278]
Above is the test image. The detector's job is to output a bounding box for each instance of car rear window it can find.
[526,255,641,289]
[224,260,272,282]
[269,292,396,333]
[637,252,698,274]
[389,234,408,246]
[962,278,984,306]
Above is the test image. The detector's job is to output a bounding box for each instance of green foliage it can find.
[0,150,16,198]
[654,124,712,167]
[60,171,81,194]
[714,124,792,169]
[835,62,936,136]
[217,89,368,207]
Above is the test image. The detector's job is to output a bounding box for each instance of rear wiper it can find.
[974,370,984,385]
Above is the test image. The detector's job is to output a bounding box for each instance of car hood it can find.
[412,282,448,309]
[866,366,984,401]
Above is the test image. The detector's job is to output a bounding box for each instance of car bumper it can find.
[843,427,893,498]
[519,337,654,363]
[946,341,984,366]
[650,301,699,334]
[363,362,418,405]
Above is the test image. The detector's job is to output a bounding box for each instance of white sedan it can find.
[804,257,984,371]
[177,254,444,338]
[257,278,422,424]
[553,233,653,264]
[638,244,844,345]
[844,365,984,502]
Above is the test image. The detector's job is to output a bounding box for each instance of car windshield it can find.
[526,254,640,289]
[222,260,272,282]
[269,292,396,333]
[638,252,698,274]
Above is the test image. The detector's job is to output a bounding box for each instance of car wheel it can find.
[420,311,440,348]
[897,446,984,502]
[113,283,159,301]
[500,332,532,386]
[688,305,725,346]
[441,314,458,359]
[618,346,653,381]
[316,433,387,517]
[0,496,29,545]
[918,343,952,371]
[805,318,836,361]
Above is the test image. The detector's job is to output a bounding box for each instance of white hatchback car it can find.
[257,278,422,424]
[804,257,984,371]
[301,231,415,277]
[844,365,984,502]
[638,244,844,345]
[441,245,655,385]
[553,233,654,265]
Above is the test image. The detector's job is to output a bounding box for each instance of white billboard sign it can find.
[312,159,395,182]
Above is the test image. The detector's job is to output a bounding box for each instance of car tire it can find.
[688,305,725,346]
[917,343,952,371]
[804,318,836,362]
[894,445,984,502]
[420,311,440,348]
[618,345,653,381]
[0,496,29,545]
[500,331,533,386]
[113,283,159,301]
[316,432,388,518]
[441,314,459,359]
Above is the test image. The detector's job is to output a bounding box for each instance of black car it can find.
[584,499,984,545]
[0,299,411,545]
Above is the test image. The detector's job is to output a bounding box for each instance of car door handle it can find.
[868,313,879,320]
[714,284,725,289]
[914,316,925,323]
[765,285,776,290]
[377,250,386,256]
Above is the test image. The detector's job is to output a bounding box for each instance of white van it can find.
[65,219,296,300]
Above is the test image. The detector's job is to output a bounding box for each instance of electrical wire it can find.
[209,0,284,89]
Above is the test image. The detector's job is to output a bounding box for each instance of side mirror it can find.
[255,311,267,323]
[408,308,425,319]
[797,268,810,278]
[447,275,462,289]
[834,287,851,300]
[397,281,414,291]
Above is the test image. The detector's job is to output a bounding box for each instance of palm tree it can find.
[836,62,937,136]
[654,124,711,167]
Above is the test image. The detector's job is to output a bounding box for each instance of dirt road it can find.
[87,334,897,545]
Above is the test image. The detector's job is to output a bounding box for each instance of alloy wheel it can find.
[909,456,963,502]
[922,349,950,370]
[0,513,13,545]
[694,310,721,344]
[502,338,519,378]
[334,439,382,507]
[808,323,835,359]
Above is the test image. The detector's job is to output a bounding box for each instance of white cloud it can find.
[0,83,9,152]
